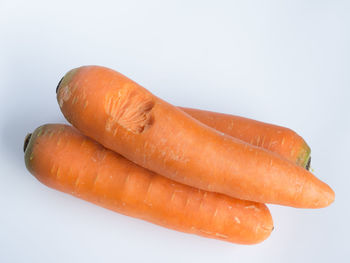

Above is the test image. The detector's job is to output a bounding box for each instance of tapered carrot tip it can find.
[325,186,335,206]
[317,182,335,207]
[298,175,335,208]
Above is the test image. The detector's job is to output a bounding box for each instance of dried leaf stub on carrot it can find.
[24,124,274,245]
[57,65,334,209]
[180,107,311,169]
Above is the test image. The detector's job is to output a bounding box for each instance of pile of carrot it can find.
[24,65,334,244]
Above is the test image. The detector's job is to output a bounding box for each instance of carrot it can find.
[24,124,274,244]
[180,107,311,169]
[56,65,335,208]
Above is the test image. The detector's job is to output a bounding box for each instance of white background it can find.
[0,0,349,262]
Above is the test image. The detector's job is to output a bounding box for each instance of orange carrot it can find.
[24,124,274,244]
[56,65,335,208]
[180,107,311,169]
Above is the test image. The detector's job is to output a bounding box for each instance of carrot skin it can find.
[57,66,335,208]
[180,107,311,169]
[25,124,274,244]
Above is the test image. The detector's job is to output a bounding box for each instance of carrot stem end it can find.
[23,133,32,153]
[56,77,64,93]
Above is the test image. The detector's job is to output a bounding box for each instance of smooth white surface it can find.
[0,0,349,262]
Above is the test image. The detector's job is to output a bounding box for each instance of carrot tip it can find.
[56,77,64,94]
[23,133,32,153]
